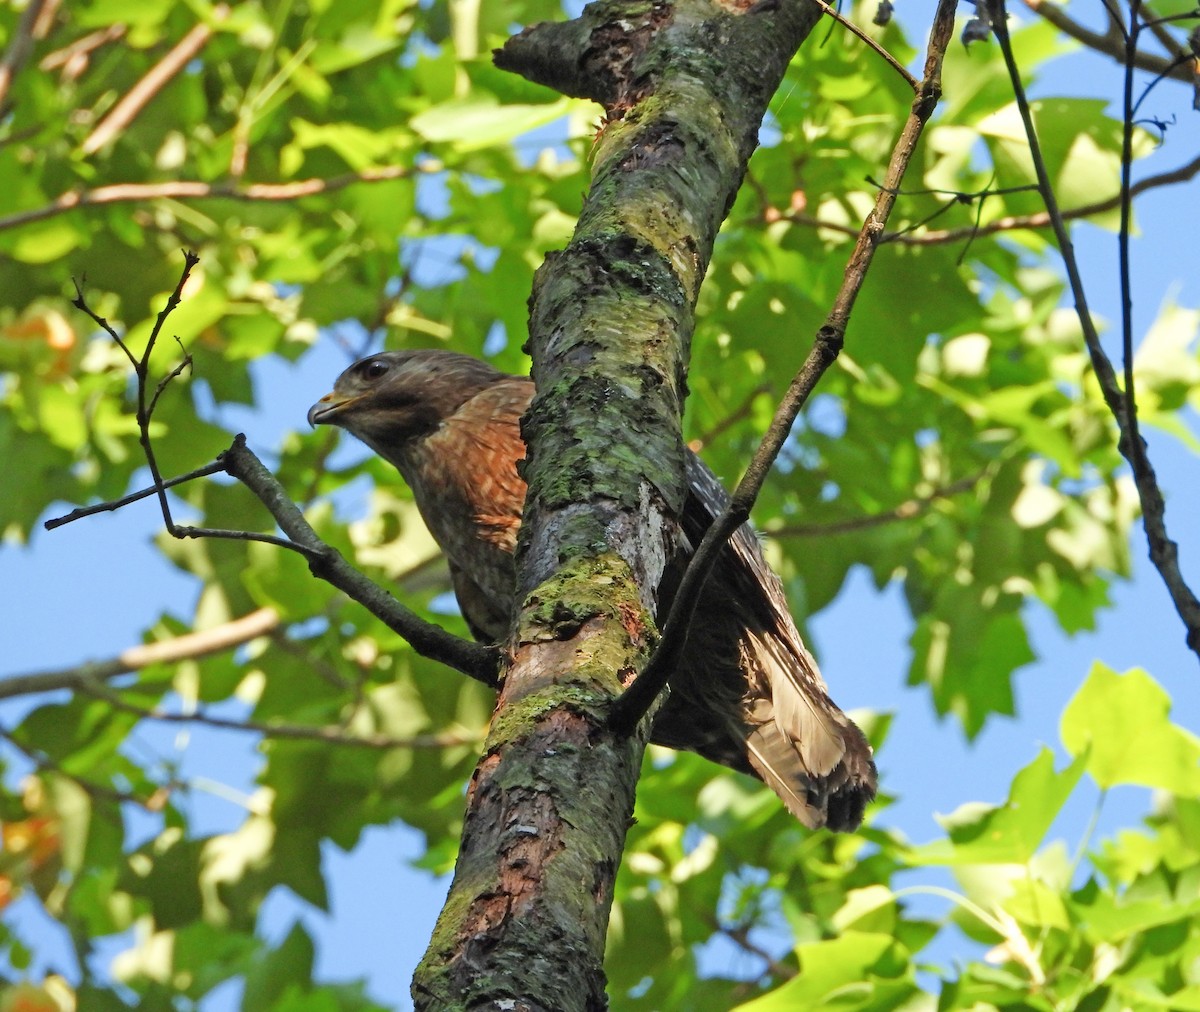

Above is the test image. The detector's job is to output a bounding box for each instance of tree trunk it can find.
[411,2,823,1008]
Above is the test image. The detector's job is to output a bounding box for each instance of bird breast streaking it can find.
[309,350,876,831]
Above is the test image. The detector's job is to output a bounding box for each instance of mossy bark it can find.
[411,2,821,1008]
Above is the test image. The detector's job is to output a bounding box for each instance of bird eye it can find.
[362,359,390,381]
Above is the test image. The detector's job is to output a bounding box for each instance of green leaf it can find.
[1061,664,1200,793]
[0,218,89,264]
[910,748,1086,865]
[732,932,917,1011]
[241,922,316,1010]
[1071,874,1200,944]
[410,98,574,151]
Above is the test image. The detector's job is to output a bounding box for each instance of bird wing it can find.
[674,452,876,830]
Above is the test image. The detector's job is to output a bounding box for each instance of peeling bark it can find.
[412,2,822,1008]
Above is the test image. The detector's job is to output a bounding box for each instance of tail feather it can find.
[743,704,875,831]
[743,721,827,828]
[742,630,844,777]
[741,629,877,830]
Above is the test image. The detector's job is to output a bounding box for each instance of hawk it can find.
[309,350,876,830]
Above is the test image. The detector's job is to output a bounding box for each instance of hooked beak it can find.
[307,391,357,427]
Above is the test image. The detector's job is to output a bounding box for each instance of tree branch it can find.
[215,434,498,686]
[687,382,771,452]
[1019,0,1194,82]
[44,459,227,530]
[56,259,501,688]
[75,681,479,751]
[808,0,917,91]
[80,7,226,155]
[993,0,1200,659]
[0,0,54,112]
[779,149,1200,247]
[0,728,159,810]
[0,165,429,234]
[769,471,987,537]
[38,23,126,77]
[0,607,281,701]
[611,0,960,732]
[44,437,498,685]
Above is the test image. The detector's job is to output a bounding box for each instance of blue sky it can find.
[2,2,1199,1007]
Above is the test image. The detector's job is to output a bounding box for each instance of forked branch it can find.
[53,260,501,687]
[991,0,1200,658]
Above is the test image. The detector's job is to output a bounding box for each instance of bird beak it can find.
[307,391,356,427]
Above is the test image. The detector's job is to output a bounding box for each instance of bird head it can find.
[308,350,506,461]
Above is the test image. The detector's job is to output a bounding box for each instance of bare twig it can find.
[779,149,1200,246]
[216,435,499,686]
[76,682,479,751]
[51,440,500,684]
[808,0,918,91]
[770,471,986,537]
[0,166,428,234]
[0,727,158,809]
[1019,0,1194,82]
[722,922,798,982]
[57,261,501,686]
[39,23,126,75]
[611,0,961,731]
[44,458,226,530]
[48,435,500,686]
[688,383,770,452]
[80,7,226,155]
[74,251,200,537]
[1139,4,1193,65]
[0,608,281,701]
[70,255,324,558]
[1117,5,1141,509]
[993,0,1200,658]
[0,0,56,111]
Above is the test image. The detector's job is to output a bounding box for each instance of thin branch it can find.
[0,728,157,809]
[70,274,135,364]
[147,338,193,416]
[0,0,53,111]
[993,0,1200,658]
[123,252,196,533]
[76,682,479,751]
[1118,5,1141,524]
[611,0,961,732]
[71,255,315,558]
[1139,3,1193,64]
[721,923,798,982]
[0,166,429,234]
[80,7,226,155]
[47,434,501,686]
[48,442,500,684]
[688,383,770,452]
[45,460,227,530]
[39,23,126,74]
[1020,0,1194,82]
[220,436,502,686]
[57,264,501,687]
[0,608,281,701]
[780,149,1200,246]
[769,471,986,537]
[696,908,798,983]
[808,0,917,91]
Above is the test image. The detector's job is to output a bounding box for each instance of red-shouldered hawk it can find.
[309,350,876,830]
